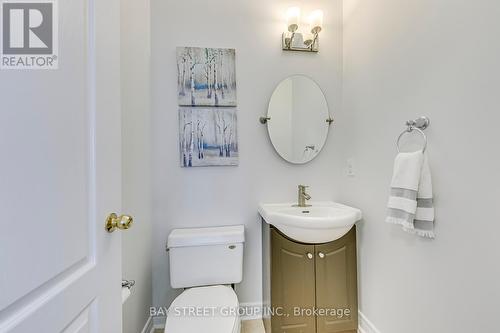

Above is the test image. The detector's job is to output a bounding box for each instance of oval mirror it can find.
[265,75,331,164]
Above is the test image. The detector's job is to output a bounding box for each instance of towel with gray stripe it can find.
[386,150,435,238]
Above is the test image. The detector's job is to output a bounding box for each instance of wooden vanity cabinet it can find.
[314,229,358,333]
[271,229,317,333]
[269,227,358,333]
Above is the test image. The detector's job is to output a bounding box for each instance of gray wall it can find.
[341,0,500,332]
[151,0,343,321]
[121,0,153,331]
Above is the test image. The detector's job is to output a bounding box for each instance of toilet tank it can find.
[167,225,245,289]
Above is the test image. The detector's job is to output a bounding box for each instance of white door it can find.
[0,0,123,331]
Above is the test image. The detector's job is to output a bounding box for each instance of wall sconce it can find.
[283,8,323,52]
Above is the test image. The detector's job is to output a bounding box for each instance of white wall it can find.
[121,0,153,332]
[151,0,343,318]
[341,0,500,332]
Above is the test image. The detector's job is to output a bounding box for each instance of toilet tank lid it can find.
[168,225,245,248]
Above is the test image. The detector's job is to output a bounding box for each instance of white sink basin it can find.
[258,201,362,244]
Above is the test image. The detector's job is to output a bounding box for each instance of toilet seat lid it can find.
[165,285,239,333]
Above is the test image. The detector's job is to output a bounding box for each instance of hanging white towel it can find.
[386,150,435,238]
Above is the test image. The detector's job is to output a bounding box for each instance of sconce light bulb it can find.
[286,7,300,33]
[309,10,324,34]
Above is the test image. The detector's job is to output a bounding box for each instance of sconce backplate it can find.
[282,32,319,52]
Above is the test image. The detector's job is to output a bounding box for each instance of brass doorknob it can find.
[105,213,133,233]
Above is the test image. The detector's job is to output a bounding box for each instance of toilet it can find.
[165,225,245,333]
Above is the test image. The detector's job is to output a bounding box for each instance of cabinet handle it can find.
[306,252,313,259]
[318,252,325,259]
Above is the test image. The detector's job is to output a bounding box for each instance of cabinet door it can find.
[271,228,317,333]
[315,227,358,333]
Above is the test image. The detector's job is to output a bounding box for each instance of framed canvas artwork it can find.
[179,107,239,167]
[177,47,237,107]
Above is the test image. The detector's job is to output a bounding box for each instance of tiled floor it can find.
[155,319,265,333]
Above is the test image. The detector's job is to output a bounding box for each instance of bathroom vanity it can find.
[259,202,361,333]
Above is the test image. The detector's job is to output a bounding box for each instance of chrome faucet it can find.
[294,185,312,207]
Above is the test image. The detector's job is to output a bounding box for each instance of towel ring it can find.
[396,126,427,153]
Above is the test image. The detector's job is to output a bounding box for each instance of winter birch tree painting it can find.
[179,107,238,167]
[177,47,237,106]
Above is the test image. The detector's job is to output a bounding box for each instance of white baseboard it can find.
[140,316,153,333]
[239,302,263,321]
[358,310,381,333]
[151,316,166,332]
